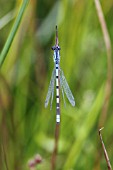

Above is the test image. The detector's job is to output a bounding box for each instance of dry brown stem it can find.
[94,0,112,126]
[99,128,112,170]
[51,123,60,170]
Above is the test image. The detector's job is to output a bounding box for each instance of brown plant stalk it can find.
[51,123,60,170]
[99,128,112,170]
[94,0,112,126]
[1,138,9,170]
[93,1,112,169]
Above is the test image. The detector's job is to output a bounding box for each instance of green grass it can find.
[0,0,113,170]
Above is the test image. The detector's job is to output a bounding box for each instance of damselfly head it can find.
[51,46,61,51]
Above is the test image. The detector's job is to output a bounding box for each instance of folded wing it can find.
[45,68,55,109]
[60,69,75,106]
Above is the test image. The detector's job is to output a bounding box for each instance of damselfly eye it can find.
[51,46,55,50]
[58,46,61,50]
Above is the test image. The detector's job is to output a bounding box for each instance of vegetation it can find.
[0,0,113,170]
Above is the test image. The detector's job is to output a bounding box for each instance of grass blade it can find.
[0,0,30,67]
[63,85,104,170]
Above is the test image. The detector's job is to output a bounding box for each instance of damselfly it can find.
[45,26,75,123]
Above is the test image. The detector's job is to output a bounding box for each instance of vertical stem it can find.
[51,123,60,170]
[94,0,112,126]
[0,86,10,170]
[98,128,112,170]
[1,139,9,170]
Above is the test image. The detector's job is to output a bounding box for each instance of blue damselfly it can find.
[45,26,75,123]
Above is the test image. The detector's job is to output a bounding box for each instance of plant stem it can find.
[94,0,112,126]
[99,128,112,170]
[0,0,30,67]
[51,123,60,170]
[1,140,9,170]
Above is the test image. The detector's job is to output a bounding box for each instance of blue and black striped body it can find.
[52,46,61,123]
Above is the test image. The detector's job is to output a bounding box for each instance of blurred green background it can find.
[0,0,113,170]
